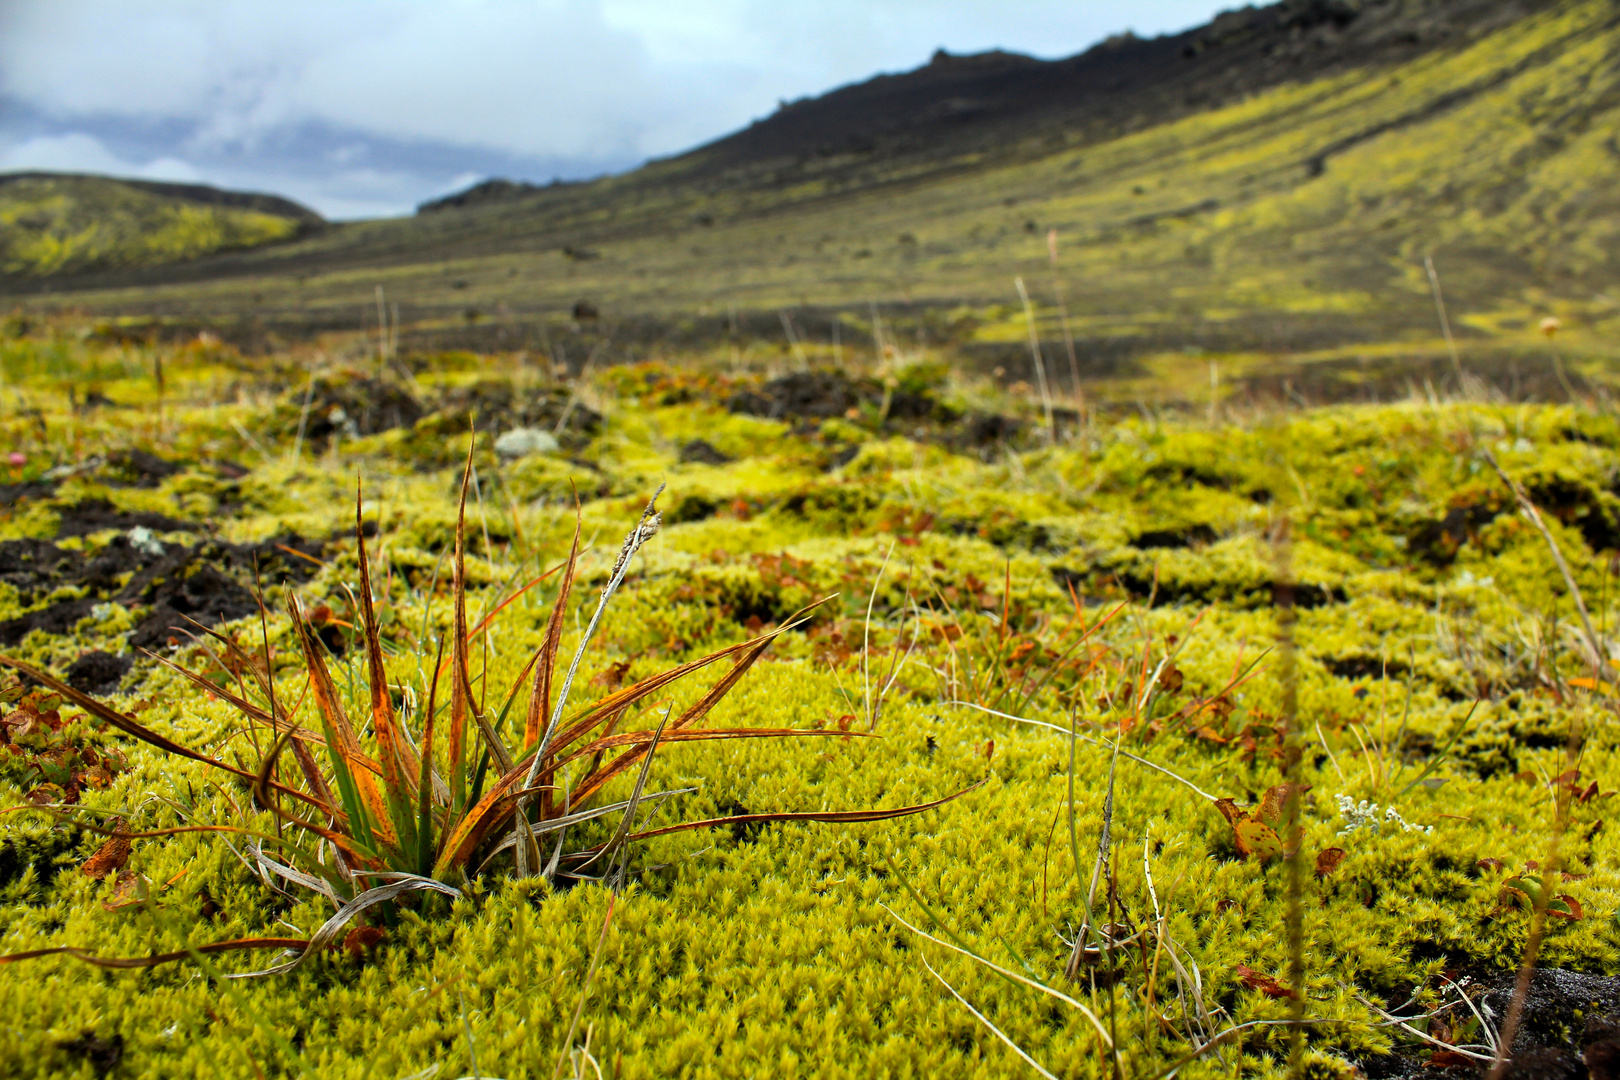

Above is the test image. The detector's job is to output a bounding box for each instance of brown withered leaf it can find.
[1548,894,1584,921]
[1314,848,1346,877]
[1235,819,1284,859]
[1213,798,1245,827]
[590,660,632,690]
[24,782,67,806]
[1426,1050,1476,1068]
[81,830,131,880]
[1234,964,1292,999]
[1257,783,1310,828]
[1476,857,1504,872]
[342,926,387,959]
[100,870,149,912]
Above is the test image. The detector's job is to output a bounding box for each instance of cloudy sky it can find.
[0,1,1229,220]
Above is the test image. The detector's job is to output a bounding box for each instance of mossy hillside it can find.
[0,341,1618,1077]
[18,0,1620,371]
[0,175,310,278]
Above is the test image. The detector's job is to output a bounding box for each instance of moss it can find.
[1,348,1619,1077]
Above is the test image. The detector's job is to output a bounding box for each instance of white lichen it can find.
[1335,794,1432,836]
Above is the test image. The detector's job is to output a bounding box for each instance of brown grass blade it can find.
[287,595,396,846]
[551,726,876,773]
[354,484,421,815]
[542,610,819,760]
[0,654,329,815]
[562,634,783,808]
[0,938,310,969]
[598,777,989,847]
[432,762,537,876]
[524,517,582,751]
[450,440,475,807]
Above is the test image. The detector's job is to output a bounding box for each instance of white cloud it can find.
[0,132,203,182]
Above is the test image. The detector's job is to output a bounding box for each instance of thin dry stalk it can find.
[1015,276,1057,441]
[552,894,617,1080]
[1483,449,1605,668]
[1424,255,1466,387]
[1046,228,1085,418]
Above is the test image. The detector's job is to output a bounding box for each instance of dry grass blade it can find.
[611,776,987,846]
[920,954,1061,1080]
[955,702,1218,801]
[288,593,395,849]
[526,518,583,751]
[884,904,1112,1045]
[1483,449,1606,668]
[226,876,462,979]
[551,894,617,1080]
[549,726,874,773]
[0,938,310,969]
[450,439,476,811]
[576,707,670,880]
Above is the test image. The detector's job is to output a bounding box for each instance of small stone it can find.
[494,427,560,460]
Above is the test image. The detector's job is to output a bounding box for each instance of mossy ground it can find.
[0,328,1617,1079]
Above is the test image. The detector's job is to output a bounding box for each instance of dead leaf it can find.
[1257,783,1310,828]
[1314,848,1346,877]
[1426,1050,1476,1068]
[1213,798,1245,827]
[81,831,130,880]
[591,660,632,690]
[1234,964,1292,999]
[342,926,387,959]
[100,870,150,912]
[1548,894,1584,921]
[1235,819,1285,860]
[1476,858,1504,872]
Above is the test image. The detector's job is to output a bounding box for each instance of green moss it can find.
[1,350,1619,1077]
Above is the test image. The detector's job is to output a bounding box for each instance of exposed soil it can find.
[725,369,1032,450]
[65,651,133,694]
[0,530,323,652]
[275,373,602,452]
[1361,968,1620,1079]
[679,439,732,465]
[54,499,197,539]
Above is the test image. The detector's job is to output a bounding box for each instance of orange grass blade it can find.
[541,604,825,758]
[287,595,396,849]
[431,761,538,876]
[563,635,782,808]
[355,483,421,851]
[524,517,582,751]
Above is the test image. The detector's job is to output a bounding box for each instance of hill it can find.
[5,0,1619,381]
[0,173,322,279]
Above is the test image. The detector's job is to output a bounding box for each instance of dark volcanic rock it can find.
[65,651,132,694]
[679,439,733,465]
[0,598,97,647]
